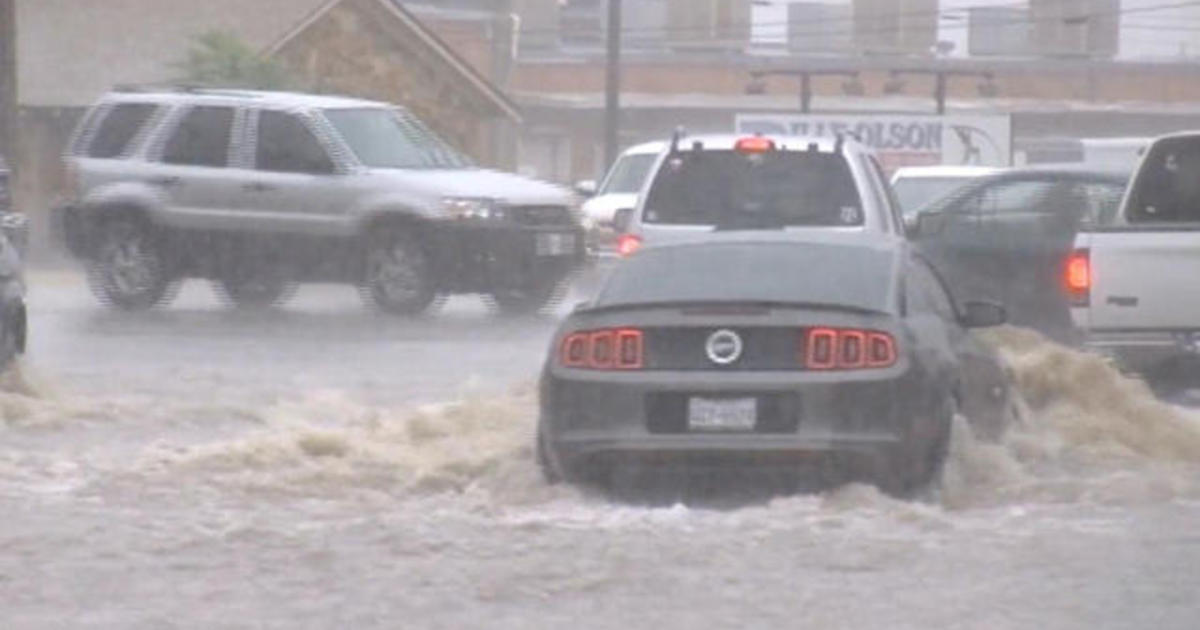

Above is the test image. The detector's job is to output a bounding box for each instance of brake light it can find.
[803,328,896,370]
[560,328,644,370]
[616,233,642,257]
[1065,248,1090,307]
[734,136,776,154]
[805,328,838,370]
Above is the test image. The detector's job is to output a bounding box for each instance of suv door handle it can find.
[243,181,276,193]
[147,175,181,188]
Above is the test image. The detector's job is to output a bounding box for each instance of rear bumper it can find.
[430,222,586,292]
[1076,328,1200,372]
[541,367,937,471]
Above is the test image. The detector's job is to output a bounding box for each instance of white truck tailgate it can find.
[1089,229,1200,329]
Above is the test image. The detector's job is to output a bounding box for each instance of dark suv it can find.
[54,88,584,314]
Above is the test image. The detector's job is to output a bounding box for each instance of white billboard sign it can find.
[734,113,1012,171]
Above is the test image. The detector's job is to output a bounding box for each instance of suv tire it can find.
[362,227,437,315]
[86,218,174,310]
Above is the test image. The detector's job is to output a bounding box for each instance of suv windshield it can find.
[599,153,656,194]
[323,107,472,169]
[642,149,863,227]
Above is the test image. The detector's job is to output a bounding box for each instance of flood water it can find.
[2,272,1199,629]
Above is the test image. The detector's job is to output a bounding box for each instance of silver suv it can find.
[54,88,583,314]
[623,133,906,253]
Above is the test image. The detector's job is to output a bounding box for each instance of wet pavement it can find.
[1,270,1199,629]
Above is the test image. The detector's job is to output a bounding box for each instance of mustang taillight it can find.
[561,328,643,370]
[803,328,896,370]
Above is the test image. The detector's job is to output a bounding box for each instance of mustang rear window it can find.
[596,242,895,313]
[642,150,863,228]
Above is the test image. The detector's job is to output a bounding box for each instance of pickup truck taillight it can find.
[616,233,642,257]
[1065,248,1091,307]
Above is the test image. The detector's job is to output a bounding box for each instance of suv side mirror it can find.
[612,208,633,233]
[574,180,597,197]
[960,300,1007,328]
[916,211,948,237]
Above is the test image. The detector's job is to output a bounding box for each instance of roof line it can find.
[263,0,521,122]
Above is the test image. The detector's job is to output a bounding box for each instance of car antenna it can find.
[669,126,686,154]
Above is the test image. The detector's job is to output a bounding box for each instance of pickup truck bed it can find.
[1070,131,1200,373]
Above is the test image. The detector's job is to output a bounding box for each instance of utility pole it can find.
[603,0,621,171]
[0,0,16,174]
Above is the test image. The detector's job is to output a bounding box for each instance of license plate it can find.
[536,232,576,257]
[687,397,757,431]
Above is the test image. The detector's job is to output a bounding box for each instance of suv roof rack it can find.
[110,84,267,98]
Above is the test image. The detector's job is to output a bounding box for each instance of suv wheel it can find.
[86,218,174,310]
[362,227,436,315]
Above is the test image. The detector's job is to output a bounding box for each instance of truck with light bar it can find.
[618,132,904,257]
[1068,132,1200,380]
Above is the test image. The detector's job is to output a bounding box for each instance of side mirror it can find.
[612,208,633,233]
[574,180,597,197]
[903,214,920,238]
[916,211,948,236]
[960,300,1007,328]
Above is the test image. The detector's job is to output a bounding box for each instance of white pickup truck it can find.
[1069,132,1200,375]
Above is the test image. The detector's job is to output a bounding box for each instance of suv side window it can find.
[256,111,335,174]
[86,103,158,158]
[162,106,235,167]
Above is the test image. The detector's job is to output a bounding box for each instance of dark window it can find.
[256,111,335,174]
[907,259,956,320]
[973,180,1056,216]
[892,177,975,216]
[642,150,863,228]
[1127,137,1200,223]
[86,103,157,158]
[1075,181,1126,227]
[596,241,895,313]
[162,106,235,167]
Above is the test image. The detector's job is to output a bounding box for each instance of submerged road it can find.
[1,269,1198,629]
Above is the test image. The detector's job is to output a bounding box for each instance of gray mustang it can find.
[537,232,1010,496]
